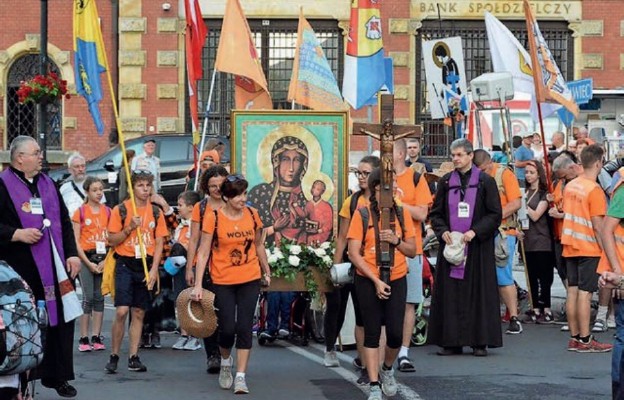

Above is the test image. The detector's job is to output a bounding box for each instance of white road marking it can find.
[280,342,423,400]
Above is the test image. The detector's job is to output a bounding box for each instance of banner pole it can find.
[194,67,218,192]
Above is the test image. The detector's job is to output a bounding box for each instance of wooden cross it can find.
[352,94,422,281]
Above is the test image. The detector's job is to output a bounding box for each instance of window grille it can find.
[415,20,573,162]
[186,19,344,138]
[6,54,62,149]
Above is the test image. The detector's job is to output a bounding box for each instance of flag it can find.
[184,0,208,145]
[523,1,578,117]
[287,9,344,110]
[215,0,272,110]
[73,0,106,135]
[342,0,386,110]
[484,11,560,121]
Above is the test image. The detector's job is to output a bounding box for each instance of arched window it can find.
[6,54,62,149]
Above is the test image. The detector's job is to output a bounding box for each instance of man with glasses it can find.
[0,136,82,397]
[132,138,161,193]
[429,139,502,357]
[60,153,106,217]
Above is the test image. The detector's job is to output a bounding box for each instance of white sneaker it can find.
[219,358,233,390]
[561,324,570,332]
[367,385,382,400]
[608,316,617,329]
[324,350,340,368]
[278,328,290,338]
[234,376,249,394]
[172,336,189,350]
[379,367,397,397]
[183,337,202,351]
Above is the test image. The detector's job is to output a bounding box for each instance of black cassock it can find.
[0,169,77,384]
[428,169,503,349]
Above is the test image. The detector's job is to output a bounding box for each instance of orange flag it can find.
[215,0,272,110]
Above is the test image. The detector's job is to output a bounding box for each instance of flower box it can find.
[265,267,332,293]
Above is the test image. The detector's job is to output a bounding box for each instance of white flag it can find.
[484,11,559,121]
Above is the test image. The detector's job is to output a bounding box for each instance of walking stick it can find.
[518,234,534,311]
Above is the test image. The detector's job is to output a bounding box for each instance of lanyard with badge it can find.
[134,205,152,259]
[458,186,470,219]
[93,210,107,255]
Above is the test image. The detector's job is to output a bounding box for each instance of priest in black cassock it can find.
[0,136,80,398]
[428,139,503,357]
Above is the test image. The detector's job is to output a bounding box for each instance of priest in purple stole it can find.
[0,136,80,398]
[428,139,503,357]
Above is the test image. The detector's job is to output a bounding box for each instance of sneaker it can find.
[538,312,554,324]
[150,332,162,349]
[576,337,613,353]
[207,354,221,374]
[523,310,539,324]
[139,333,151,348]
[219,358,234,390]
[259,331,275,341]
[561,324,570,332]
[324,350,340,368]
[128,355,147,372]
[353,357,364,370]
[105,354,119,374]
[567,338,581,352]
[234,376,249,394]
[397,356,415,372]
[91,335,106,351]
[592,319,608,333]
[505,316,523,334]
[608,316,617,329]
[278,328,290,338]
[368,385,382,400]
[172,336,189,350]
[183,337,202,351]
[357,368,370,385]
[379,367,398,397]
[78,336,91,352]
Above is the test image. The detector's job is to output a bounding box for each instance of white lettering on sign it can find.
[416,1,576,18]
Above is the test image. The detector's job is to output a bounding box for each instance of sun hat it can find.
[176,288,218,338]
[443,231,466,265]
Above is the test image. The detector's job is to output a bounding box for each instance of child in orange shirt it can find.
[72,177,110,353]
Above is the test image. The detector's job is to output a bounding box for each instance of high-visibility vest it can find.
[561,177,603,257]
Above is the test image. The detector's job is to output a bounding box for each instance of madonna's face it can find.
[277,149,305,186]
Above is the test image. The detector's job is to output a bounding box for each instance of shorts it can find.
[565,256,599,293]
[114,257,151,309]
[406,255,423,304]
[496,234,516,287]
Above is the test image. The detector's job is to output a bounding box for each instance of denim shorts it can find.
[406,255,424,304]
[496,234,516,287]
[114,257,151,309]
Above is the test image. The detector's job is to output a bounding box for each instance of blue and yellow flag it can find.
[73,0,106,135]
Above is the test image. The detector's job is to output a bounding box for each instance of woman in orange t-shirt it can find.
[192,175,270,394]
[347,168,416,396]
[72,177,111,353]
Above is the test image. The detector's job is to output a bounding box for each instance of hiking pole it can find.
[518,237,534,311]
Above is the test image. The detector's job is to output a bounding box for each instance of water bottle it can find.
[36,300,48,349]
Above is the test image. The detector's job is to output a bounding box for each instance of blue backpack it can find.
[0,261,43,375]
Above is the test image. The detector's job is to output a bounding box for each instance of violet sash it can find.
[0,170,65,326]
[447,165,481,280]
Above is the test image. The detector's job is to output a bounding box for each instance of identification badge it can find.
[135,244,143,259]
[458,202,470,218]
[108,172,117,184]
[96,241,107,255]
[30,198,43,215]
[521,218,530,230]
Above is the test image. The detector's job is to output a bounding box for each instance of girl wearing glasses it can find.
[192,175,271,395]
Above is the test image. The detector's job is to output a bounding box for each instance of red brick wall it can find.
[581,0,624,88]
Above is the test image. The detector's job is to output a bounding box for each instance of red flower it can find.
[17,72,71,105]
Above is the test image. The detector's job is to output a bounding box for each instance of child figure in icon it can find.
[304,180,333,245]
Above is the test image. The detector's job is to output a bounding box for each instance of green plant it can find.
[17,71,70,105]
[266,239,334,298]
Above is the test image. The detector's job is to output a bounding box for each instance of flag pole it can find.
[537,101,553,192]
[367,105,373,154]
[98,26,153,290]
[193,67,218,192]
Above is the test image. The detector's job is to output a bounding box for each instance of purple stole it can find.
[447,165,480,280]
[0,169,65,326]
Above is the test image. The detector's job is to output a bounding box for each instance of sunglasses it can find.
[132,169,153,176]
[226,174,245,182]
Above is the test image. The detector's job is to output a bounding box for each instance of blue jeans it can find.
[266,292,295,334]
[613,299,624,384]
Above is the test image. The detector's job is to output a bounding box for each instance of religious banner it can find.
[422,37,468,120]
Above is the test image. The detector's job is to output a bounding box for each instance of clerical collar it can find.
[9,166,39,184]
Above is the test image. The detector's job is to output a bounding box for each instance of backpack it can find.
[0,261,43,375]
[358,204,407,251]
[118,201,161,229]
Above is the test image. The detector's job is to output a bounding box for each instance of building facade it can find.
[0,0,622,164]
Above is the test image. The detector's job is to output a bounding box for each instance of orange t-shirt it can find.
[347,206,415,281]
[108,200,169,257]
[174,223,191,249]
[202,207,264,285]
[338,192,369,219]
[562,182,607,258]
[552,179,565,240]
[395,168,433,254]
[72,204,110,251]
[489,163,521,234]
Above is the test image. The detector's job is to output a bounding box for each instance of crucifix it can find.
[353,94,422,283]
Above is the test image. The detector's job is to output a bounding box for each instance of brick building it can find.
[0,0,622,165]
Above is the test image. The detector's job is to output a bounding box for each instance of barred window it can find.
[186,19,344,138]
[415,20,573,161]
[6,54,62,150]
